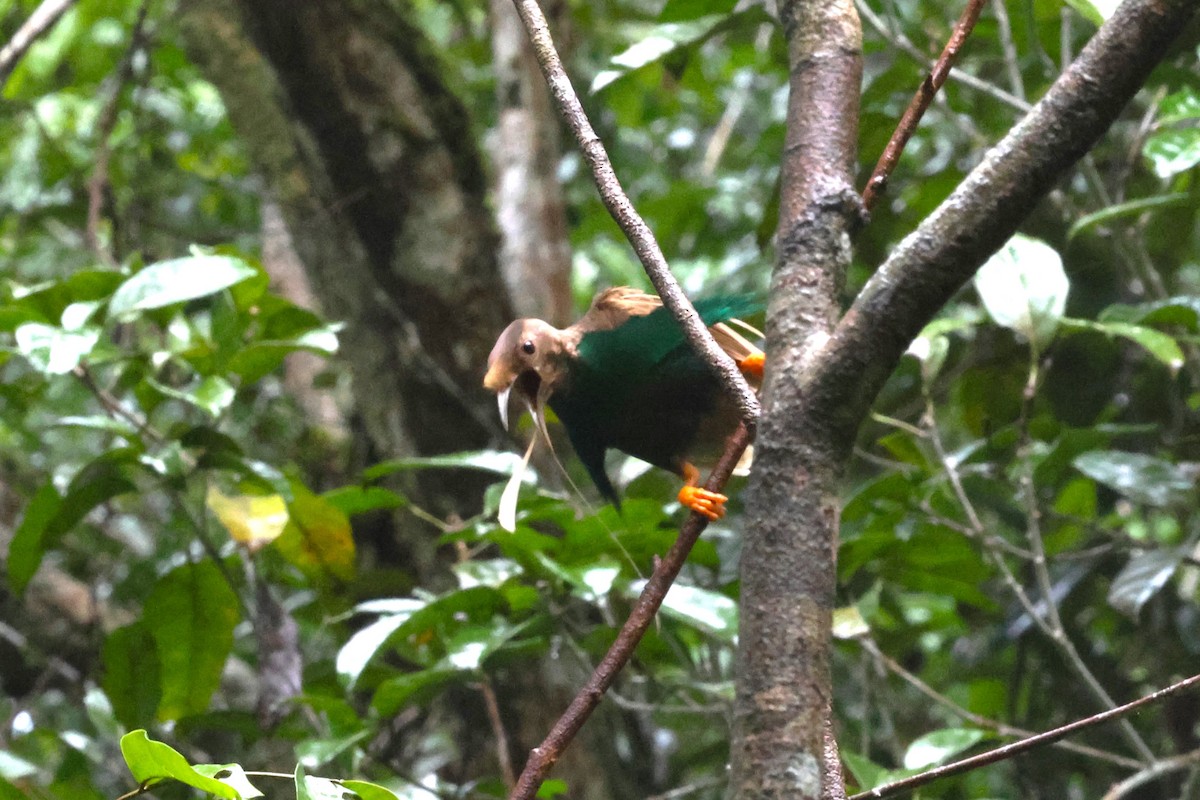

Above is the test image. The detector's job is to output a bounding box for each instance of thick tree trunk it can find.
[177,0,512,577]
[490,0,573,326]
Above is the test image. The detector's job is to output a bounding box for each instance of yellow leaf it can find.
[206,487,289,553]
[275,486,356,582]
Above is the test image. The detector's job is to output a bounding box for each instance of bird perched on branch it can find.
[483,286,763,528]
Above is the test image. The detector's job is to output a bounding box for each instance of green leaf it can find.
[372,666,463,716]
[13,322,100,374]
[628,580,738,642]
[194,764,263,799]
[1061,318,1184,373]
[102,622,162,728]
[1073,451,1194,507]
[143,562,240,719]
[903,727,987,770]
[1061,0,1119,25]
[1108,548,1182,618]
[974,234,1068,353]
[363,450,526,480]
[148,375,236,417]
[322,485,407,517]
[339,779,401,800]
[1144,128,1200,178]
[276,485,356,582]
[108,255,257,318]
[7,481,62,595]
[336,601,423,688]
[119,730,240,798]
[295,764,347,800]
[1068,193,1190,241]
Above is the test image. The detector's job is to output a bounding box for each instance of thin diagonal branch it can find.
[0,0,76,86]
[849,671,1200,800]
[507,0,760,430]
[862,0,987,210]
[508,425,752,800]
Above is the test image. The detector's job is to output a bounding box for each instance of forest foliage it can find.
[2,0,1200,798]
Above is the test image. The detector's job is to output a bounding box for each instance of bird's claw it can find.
[678,486,727,521]
[738,352,765,379]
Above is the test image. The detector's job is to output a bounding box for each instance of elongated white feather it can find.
[499,434,536,532]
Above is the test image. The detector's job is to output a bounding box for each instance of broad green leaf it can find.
[109,255,257,317]
[372,666,462,716]
[194,764,263,799]
[119,730,240,798]
[143,562,240,719]
[226,333,338,383]
[629,580,738,641]
[1100,296,1200,331]
[0,776,28,800]
[1108,548,1182,618]
[336,602,423,688]
[1061,318,1184,373]
[102,623,162,728]
[1068,193,1190,240]
[322,485,408,517]
[1144,128,1200,178]
[148,375,236,417]
[13,322,100,374]
[1073,451,1193,507]
[295,764,344,800]
[974,234,1068,353]
[206,486,289,552]
[276,485,356,582]
[340,780,401,800]
[841,751,892,791]
[7,481,62,595]
[1062,0,1119,25]
[363,450,526,480]
[903,727,987,770]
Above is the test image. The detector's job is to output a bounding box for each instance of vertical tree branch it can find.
[731,0,861,798]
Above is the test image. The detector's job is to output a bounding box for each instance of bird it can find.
[483,286,763,526]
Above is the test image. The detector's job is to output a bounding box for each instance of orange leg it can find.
[677,462,727,521]
[738,352,765,379]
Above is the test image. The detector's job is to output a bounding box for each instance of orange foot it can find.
[738,351,765,379]
[678,462,727,521]
[678,485,727,521]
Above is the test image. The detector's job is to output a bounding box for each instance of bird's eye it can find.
[521,340,536,355]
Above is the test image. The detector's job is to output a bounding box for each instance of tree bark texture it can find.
[731,0,861,798]
[490,0,574,326]
[177,0,512,576]
[734,0,1197,797]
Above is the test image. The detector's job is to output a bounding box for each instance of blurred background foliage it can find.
[2,0,1200,798]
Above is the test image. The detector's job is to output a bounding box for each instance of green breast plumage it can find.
[547,296,758,504]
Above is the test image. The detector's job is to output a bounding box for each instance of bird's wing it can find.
[573,286,662,334]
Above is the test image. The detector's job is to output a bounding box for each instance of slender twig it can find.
[856,0,1029,114]
[1102,748,1200,800]
[850,671,1200,800]
[862,0,988,210]
[0,0,76,86]
[87,1,150,267]
[1014,360,1155,764]
[508,425,752,800]
[860,637,1142,769]
[479,677,517,789]
[507,0,760,429]
[990,0,1027,102]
